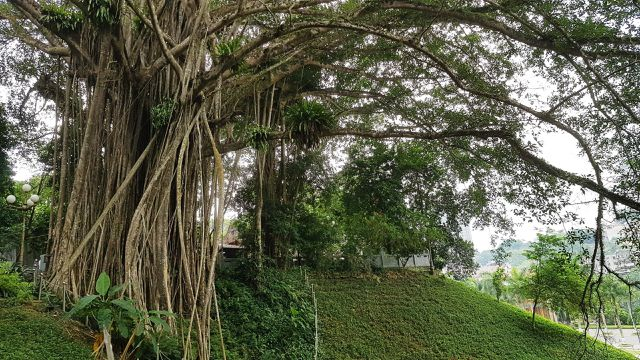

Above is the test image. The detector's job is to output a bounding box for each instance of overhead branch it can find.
[8,0,94,66]
[143,0,334,80]
[294,20,614,201]
[380,1,640,58]
[604,264,640,290]
[216,127,640,211]
[145,0,184,79]
[1,14,70,56]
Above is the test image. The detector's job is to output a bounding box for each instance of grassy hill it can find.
[0,304,93,360]
[314,271,635,360]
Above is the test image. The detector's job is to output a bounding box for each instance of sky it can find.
[470,131,598,251]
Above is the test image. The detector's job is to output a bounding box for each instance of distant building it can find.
[371,225,471,270]
[217,225,244,268]
[0,249,16,262]
[599,249,636,274]
[222,226,241,246]
[371,249,433,269]
[519,301,559,323]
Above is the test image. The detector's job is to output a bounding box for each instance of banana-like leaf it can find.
[96,272,111,296]
[68,294,99,316]
[111,298,139,316]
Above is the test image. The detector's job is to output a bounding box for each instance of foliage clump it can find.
[68,272,179,359]
[214,37,243,57]
[151,98,176,129]
[513,234,587,326]
[0,262,32,303]
[213,37,248,72]
[41,4,84,33]
[285,100,336,148]
[211,267,315,360]
[246,125,273,151]
[85,0,119,27]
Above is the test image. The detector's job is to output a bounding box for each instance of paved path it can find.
[586,328,640,357]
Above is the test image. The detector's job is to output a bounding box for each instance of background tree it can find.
[341,140,480,277]
[491,238,514,302]
[515,234,587,328]
[0,104,20,258]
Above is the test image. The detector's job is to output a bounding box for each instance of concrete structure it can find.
[371,250,433,269]
[0,249,16,262]
[371,225,471,270]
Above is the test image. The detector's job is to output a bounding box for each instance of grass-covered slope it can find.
[314,272,635,360]
[0,304,92,360]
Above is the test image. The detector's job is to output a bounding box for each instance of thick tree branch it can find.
[8,0,93,66]
[381,1,640,58]
[216,127,640,211]
[604,264,640,290]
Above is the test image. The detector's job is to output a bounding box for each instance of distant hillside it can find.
[475,240,532,268]
[475,237,627,269]
[314,271,635,360]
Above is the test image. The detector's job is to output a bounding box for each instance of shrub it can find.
[40,4,84,33]
[151,98,176,129]
[68,272,178,359]
[246,125,273,151]
[0,262,32,303]
[211,267,315,359]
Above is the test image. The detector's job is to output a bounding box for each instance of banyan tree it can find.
[1,0,639,358]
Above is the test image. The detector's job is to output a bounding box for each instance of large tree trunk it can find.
[37,3,225,358]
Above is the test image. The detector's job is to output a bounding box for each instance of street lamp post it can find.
[5,183,40,266]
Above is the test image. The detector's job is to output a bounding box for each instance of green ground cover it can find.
[0,304,92,360]
[314,271,636,360]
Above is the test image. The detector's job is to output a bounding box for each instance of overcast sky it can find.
[471,131,600,251]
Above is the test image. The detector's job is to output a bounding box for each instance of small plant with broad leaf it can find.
[68,272,175,359]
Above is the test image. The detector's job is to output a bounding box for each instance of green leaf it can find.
[151,337,159,354]
[96,272,111,296]
[117,321,130,338]
[134,321,145,336]
[108,283,125,297]
[68,294,99,317]
[148,310,174,317]
[149,315,170,331]
[96,308,113,329]
[111,298,139,316]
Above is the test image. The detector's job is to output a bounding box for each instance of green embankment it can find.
[0,304,93,360]
[314,272,635,360]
